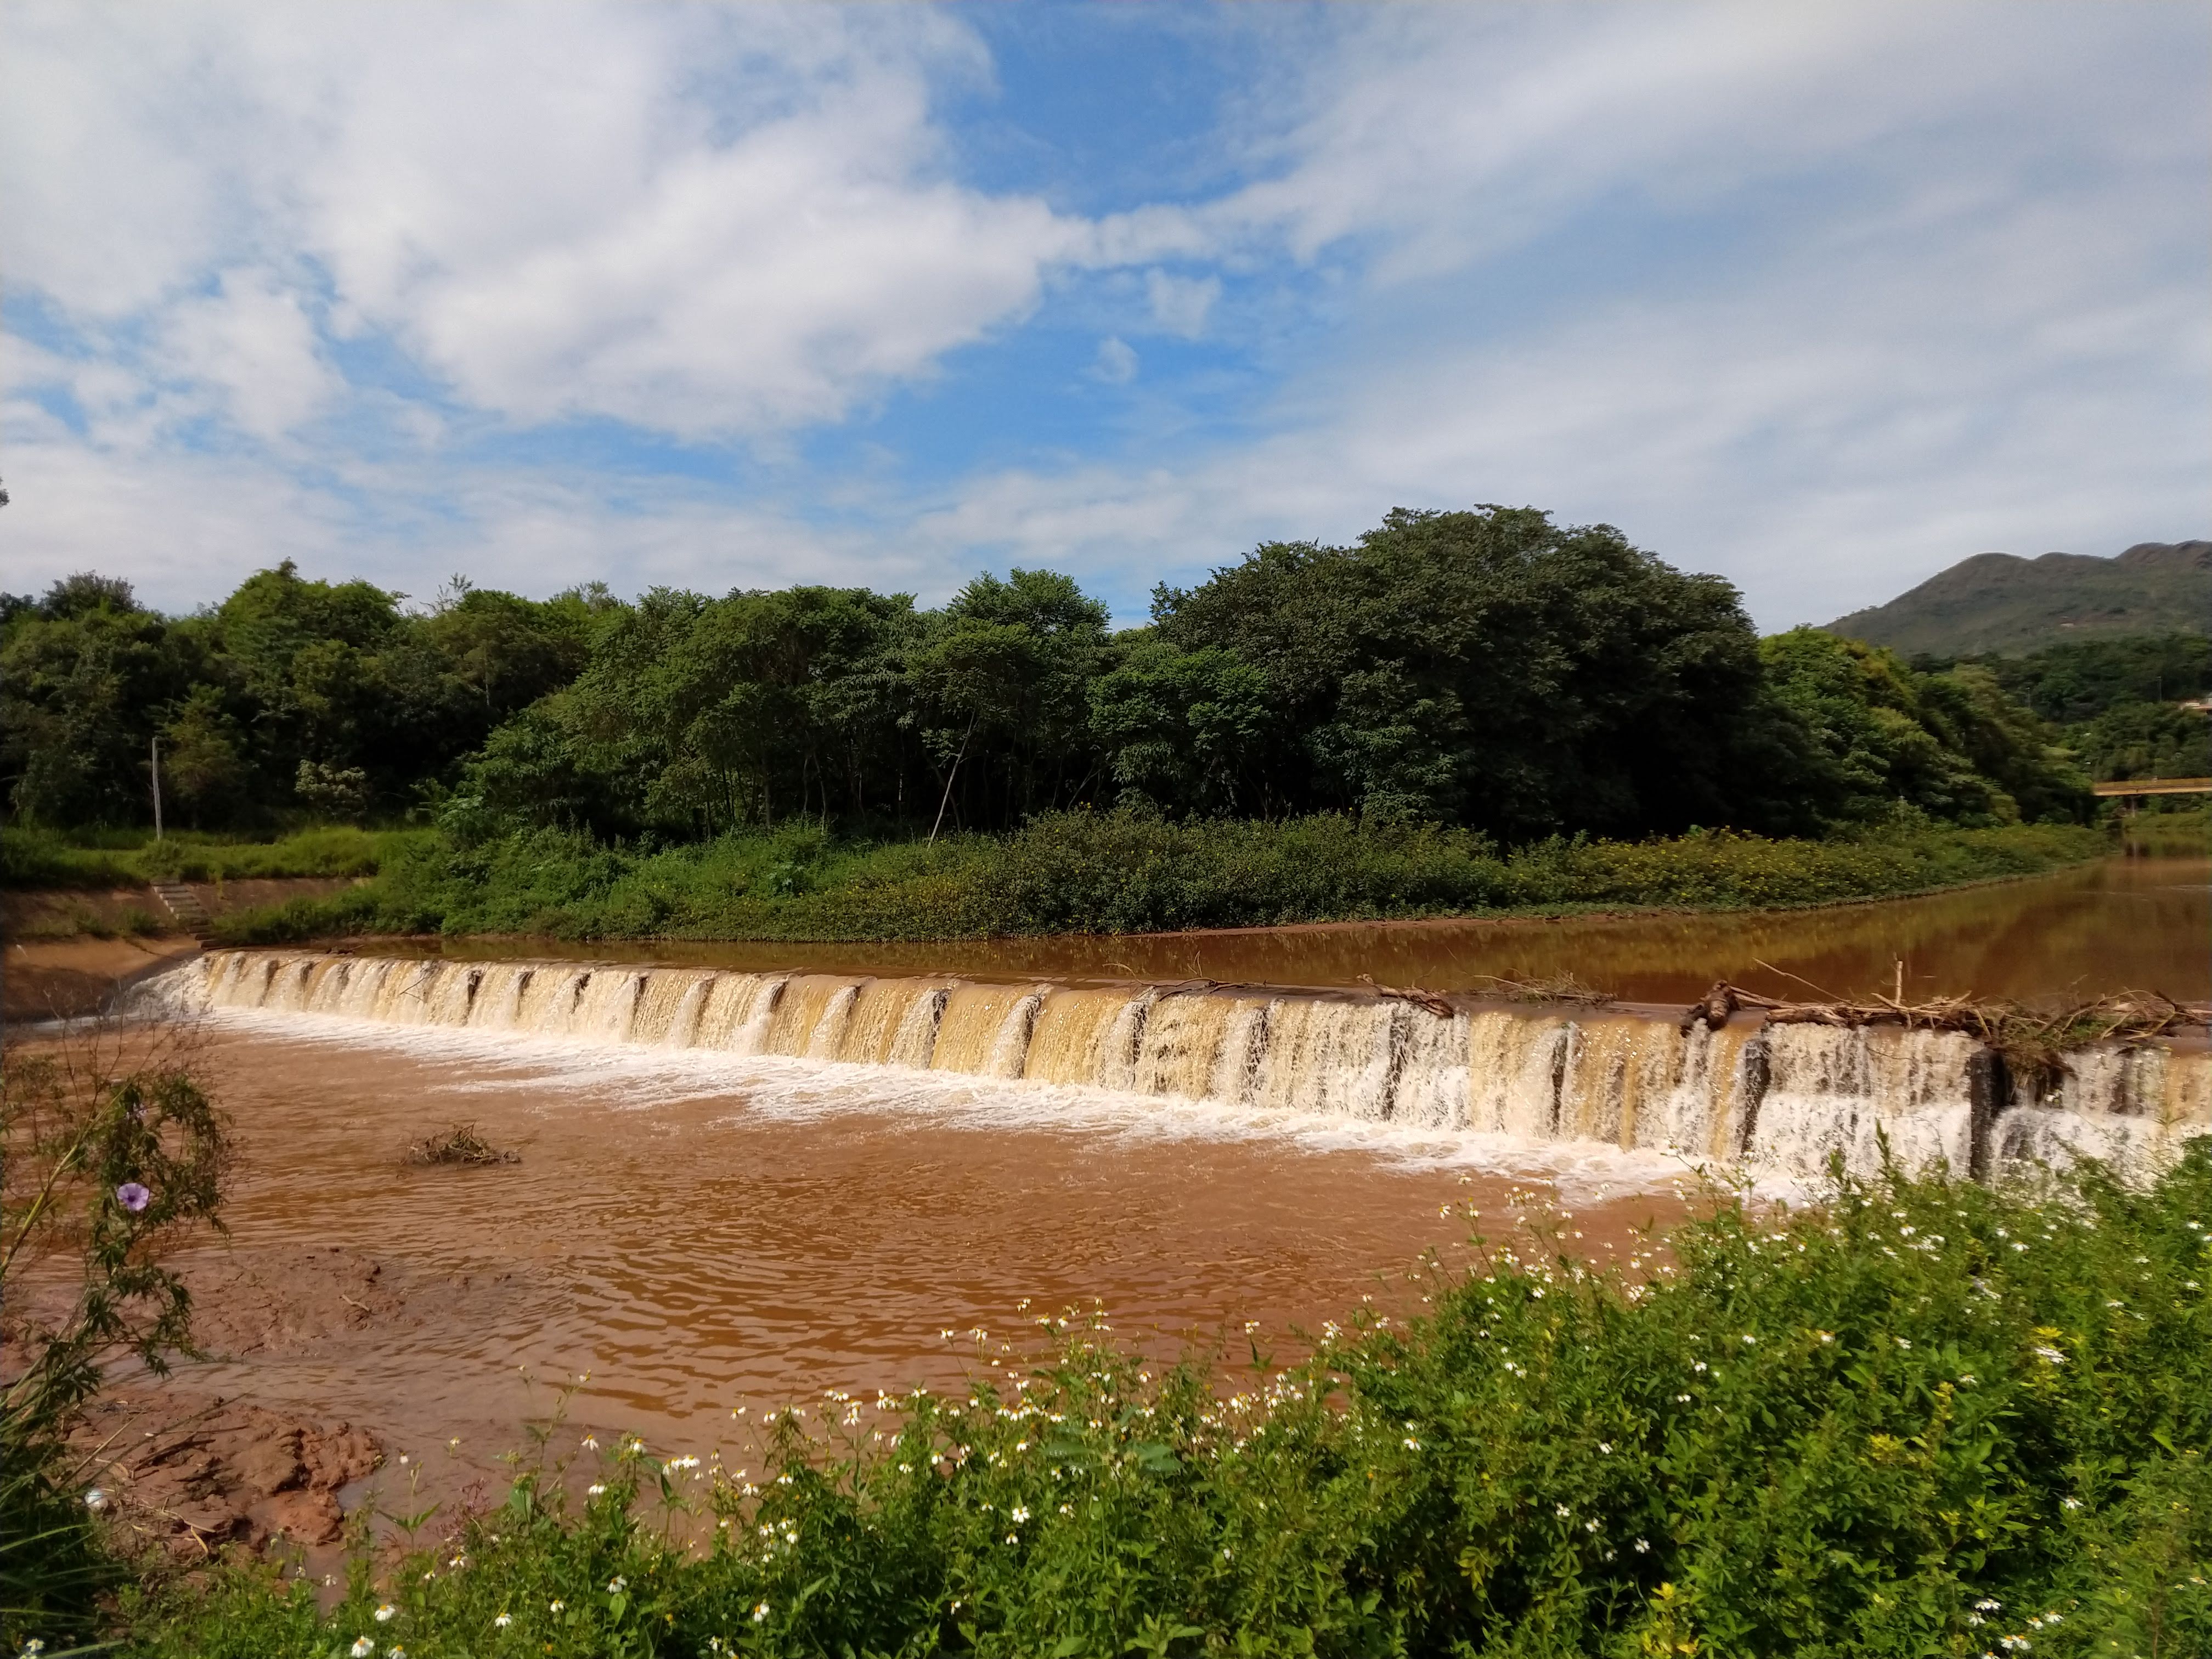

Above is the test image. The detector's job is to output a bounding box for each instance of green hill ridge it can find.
[1827,539,2209,656]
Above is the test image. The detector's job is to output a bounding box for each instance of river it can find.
[24,853,2210,1544]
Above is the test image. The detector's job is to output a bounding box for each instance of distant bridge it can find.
[2092,777,2212,798]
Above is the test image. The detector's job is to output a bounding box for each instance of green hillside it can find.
[1827,539,2209,656]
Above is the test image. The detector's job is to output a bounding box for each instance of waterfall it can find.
[150,950,2212,1179]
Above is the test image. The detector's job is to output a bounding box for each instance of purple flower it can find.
[116,1182,151,1213]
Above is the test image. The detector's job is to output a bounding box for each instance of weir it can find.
[160,951,2212,1179]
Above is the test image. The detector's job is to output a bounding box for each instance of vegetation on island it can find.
[9,1044,2209,1656]
[9,505,2191,943]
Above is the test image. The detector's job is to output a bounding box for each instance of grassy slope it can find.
[203,815,2109,946]
[0,826,405,889]
[119,1153,2212,1658]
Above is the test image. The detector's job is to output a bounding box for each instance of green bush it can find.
[114,1149,2212,1657]
[208,814,2108,946]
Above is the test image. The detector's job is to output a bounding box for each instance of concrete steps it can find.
[149,881,212,940]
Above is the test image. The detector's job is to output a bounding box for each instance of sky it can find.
[3,1,2206,631]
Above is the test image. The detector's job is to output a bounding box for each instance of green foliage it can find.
[2069,701,2211,785]
[2,1049,230,1649]
[1956,633,2212,726]
[0,825,405,889]
[207,815,2104,945]
[111,1152,2212,1657]
[1,562,596,830]
[1152,507,1798,838]
[1758,630,2092,826]
[8,517,2095,847]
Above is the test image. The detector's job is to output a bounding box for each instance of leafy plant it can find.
[1,1035,229,1647]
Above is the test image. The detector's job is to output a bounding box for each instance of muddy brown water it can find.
[375,854,2211,1006]
[55,1024,1686,1516]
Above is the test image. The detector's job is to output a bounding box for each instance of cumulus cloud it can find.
[0,2,2201,627]
[1,2,1103,437]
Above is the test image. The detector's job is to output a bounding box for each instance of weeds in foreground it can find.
[112,1148,2212,1658]
[1,1028,229,1647]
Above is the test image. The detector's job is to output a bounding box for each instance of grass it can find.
[203,813,2109,946]
[0,825,410,889]
[106,1147,2212,1658]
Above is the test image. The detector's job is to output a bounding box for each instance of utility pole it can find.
[151,736,164,840]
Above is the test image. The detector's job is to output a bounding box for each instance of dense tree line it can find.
[0,565,596,829]
[2,507,2097,843]
[1916,633,2212,787]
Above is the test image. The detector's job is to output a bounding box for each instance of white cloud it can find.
[1144,270,1220,337]
[1092,337,1139,385]
[0,1,2202,634]
[0,3,1103,437]
[161,269,341,440]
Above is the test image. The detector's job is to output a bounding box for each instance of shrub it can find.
[207,814,2107,945]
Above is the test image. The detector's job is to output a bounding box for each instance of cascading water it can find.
[149,950,2211,1179]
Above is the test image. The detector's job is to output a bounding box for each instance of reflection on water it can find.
[380,855,2210,1005]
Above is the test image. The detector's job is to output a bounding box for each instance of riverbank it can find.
[203,815,2109,947]
[91,1146,2212,1657]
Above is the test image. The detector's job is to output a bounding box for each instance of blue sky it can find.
[3,2,2205,630]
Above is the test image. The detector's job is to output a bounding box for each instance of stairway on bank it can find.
[149,882,212,941]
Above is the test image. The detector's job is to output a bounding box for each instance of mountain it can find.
[1826,540,2211,657]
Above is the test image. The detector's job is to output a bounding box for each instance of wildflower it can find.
[1894,1338,1912,1350]
[1740,1334,1756,1346]
[1555,1504,1572,1519]
[493,1614,512,1629]
[1633,1538,1650,1553]
[1403,1437,1421,1451]
[21,1644,45,1658]
[2033,1345,2067,1365]
[752,1602,771,1623]
[83,1487,110,1510]
[352,1642,375,1658]
[375,1605,396,1623]
[608,1578,626,1593]
[1585,1519,1600,1533]
[390,1650,407,1658]
[115,1180,153,1213]
[2061,1497,2082,1510]
[1011,1505,1030,1523]
[1598,1442,1612,1455]
[587,1483,607,1496]
[549,1601,565,1613]
[1006,1533,1019,1544]
[581,1435,599,1449]
[1976,1599,2003,1611]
